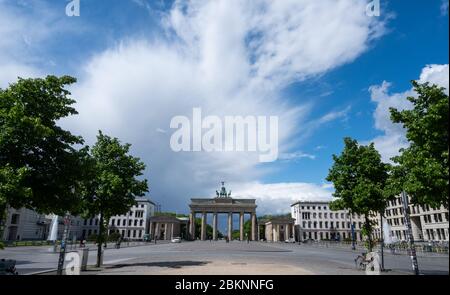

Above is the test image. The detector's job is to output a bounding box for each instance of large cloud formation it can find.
[1,0,386,214]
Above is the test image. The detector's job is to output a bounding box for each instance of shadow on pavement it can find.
[105,261,210,269]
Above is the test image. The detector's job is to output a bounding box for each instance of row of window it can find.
[300,212,360,220]
[110,229,143,239]
[300,205,328,210]
[83,218,99,226]
[110,218,144,227]
[83,210,145,226]
[301,221,362,230]
[302,231,363,241]
[426,228,447,241]
[386,207,404,217]
[387,217,404,226]
[423,213,448,223]
[120,208,146,217]
[388,198,441,213]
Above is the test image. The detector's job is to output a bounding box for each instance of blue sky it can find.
[0,0,448,218]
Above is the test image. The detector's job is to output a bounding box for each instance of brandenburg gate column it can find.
[201,212,207,241]
[285,223,290,241]
[213,213,218,240]
[239,212,244,241]
[228,212,233,241]
[251,213,257,241]
[189,211,196,240]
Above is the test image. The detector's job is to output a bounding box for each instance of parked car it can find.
[285,238,296,243]
[171,237,181,243]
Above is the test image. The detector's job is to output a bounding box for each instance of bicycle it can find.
[355,252,381,273]
[354,252,371,271]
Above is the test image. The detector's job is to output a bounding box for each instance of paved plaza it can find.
[1,241,448,275]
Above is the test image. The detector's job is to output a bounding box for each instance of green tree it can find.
[326,138,391,251]
[193,218,222,240]
[82,131,148,267]
[0,76,90,246]
[387,82,449,209]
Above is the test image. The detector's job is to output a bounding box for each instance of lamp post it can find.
[56,213,71,275]
[349,212,356,250]
[380,213,385,271]
[401,191,419,275]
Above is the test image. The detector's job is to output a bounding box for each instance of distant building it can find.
[2,197,156,242]
[149,215,189,240]
[291,201,365,242]
[2,207,49,241]
[371,195,449,242]
[100,197,155,241]
[262,217,295,242]
[1,207,84,241]
[291,197,449,244]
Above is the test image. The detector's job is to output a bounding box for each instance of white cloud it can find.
[0,0,84,88]
[65,0,385,211]
[233,182,333,215]
[278,151,316,161]
[367,64,449,162]
[2,0,387,213]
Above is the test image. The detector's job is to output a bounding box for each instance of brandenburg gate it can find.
[189,182,258,241]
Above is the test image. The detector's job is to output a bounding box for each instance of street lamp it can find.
[380,213,385,271]
[56,213,71,275]
[401,191,419,275]
[349,211,356,250]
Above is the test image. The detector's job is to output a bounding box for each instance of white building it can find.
[105,197,156,241]
[372,195,449,242]
[1,207,84,241]
[291,201,366,242]
[2,197,156,242]
[2,207,49,241]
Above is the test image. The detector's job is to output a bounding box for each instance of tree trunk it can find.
[365,216,373,252]
[0,203,7,246]
[96,213,104,267]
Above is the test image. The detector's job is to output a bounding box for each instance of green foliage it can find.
[326,137,391,251]
[87,233,98,242]
[0,76,89,215]
[107,232,122,242]
[387,82,449,209]
[193,218,223,239]
[81,131,148,265]
[327,138,391,214]
[82,131,148,222]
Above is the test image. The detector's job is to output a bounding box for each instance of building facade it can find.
[104,197,155,241]
[372,195,449,242]
[149,216,189,240]
[2,207,49,241]
[1,208,84,242]
[263,217,295,242]
[291,201,366,242]
[2,197,155,242]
